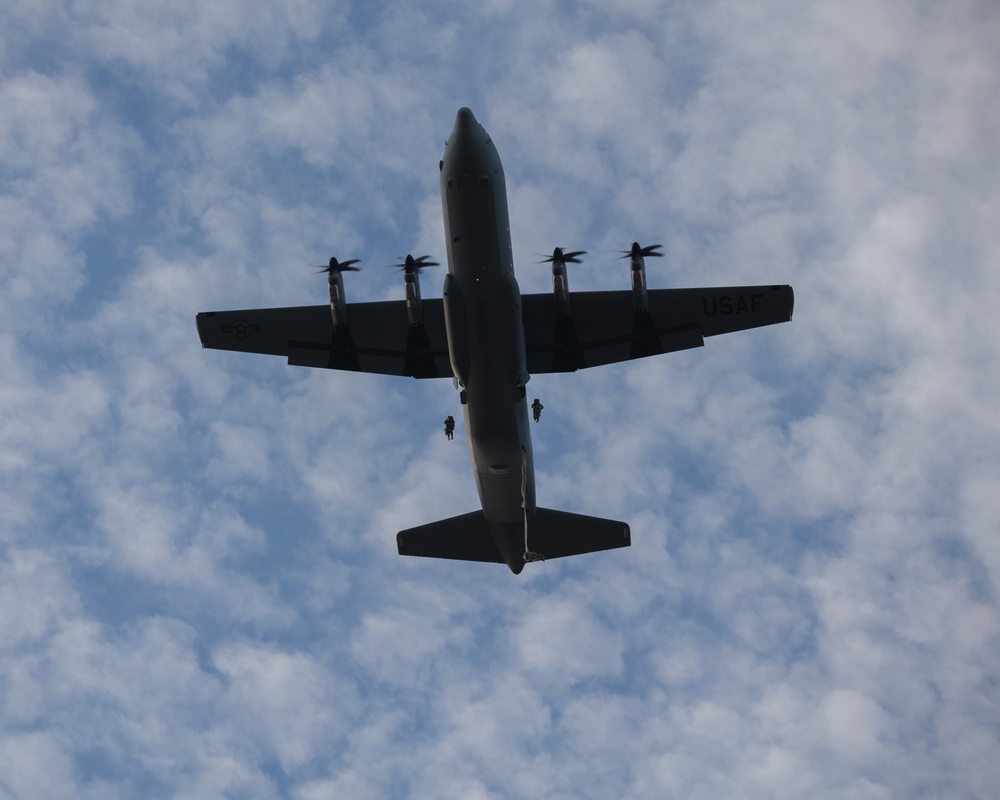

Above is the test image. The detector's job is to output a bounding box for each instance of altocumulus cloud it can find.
[1,0,999,798]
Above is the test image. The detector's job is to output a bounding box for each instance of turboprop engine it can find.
[393,254,439,327]
[619,242,663,314]
[540,247,586,318]
[315,257,361,328]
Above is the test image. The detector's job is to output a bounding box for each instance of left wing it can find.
[195,300,452,378]
[522,284,793,373]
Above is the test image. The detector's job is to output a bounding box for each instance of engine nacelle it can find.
[320,257,360,329]
[624,242,662,314]
[630,251,648,314]
[544,247,584,318]
[404,269,422,327]
[328,270,347,328]
[551,259,571,318]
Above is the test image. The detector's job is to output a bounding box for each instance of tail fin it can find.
[396,507,630,572]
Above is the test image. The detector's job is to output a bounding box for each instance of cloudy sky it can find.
[3,0,999,797]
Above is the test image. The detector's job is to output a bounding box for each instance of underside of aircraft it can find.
[196,108,794,574]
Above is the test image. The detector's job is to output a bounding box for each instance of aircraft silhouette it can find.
[196,108,793,574]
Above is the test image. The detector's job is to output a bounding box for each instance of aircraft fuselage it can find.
[440,108,534,571]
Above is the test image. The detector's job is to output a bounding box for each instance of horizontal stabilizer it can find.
[396,511,504,564]
[527,507,631,560]
[396,507,630,571]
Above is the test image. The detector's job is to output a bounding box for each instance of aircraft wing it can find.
[522,284,793,373]
[195,300,452,379]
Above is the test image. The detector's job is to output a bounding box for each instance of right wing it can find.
[195,299,452,379]
[522,284,793,373]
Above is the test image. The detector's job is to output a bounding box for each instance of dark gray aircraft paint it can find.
[196,107,794,574]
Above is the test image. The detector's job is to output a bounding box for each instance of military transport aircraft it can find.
[196,107,793,574]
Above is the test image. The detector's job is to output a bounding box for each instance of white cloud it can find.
[2,0,1000,796]
[821,688,887,762]
[0,72,137,325]
[514,597,625,683]
[213,641,359,773]
[0,731,79,800]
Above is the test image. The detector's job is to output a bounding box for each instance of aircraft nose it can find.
[451,107,479,140]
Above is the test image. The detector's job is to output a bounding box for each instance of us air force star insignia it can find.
[222,319,260,339]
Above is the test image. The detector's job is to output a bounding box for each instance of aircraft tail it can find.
[526,507,631,561]
[396,511,505,565]
[396,507,630,573]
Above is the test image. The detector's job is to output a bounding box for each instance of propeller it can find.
[315,257,362,274]
[539,247,586,266]
[619,242,663,260]
[393,254,440,274]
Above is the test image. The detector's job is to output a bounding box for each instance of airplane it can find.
[196,107,794,574]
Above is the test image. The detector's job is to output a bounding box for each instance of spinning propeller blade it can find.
[618,242,663,260]
[539,247,586,266]
[315,257,362,274]
[393,254,440,274]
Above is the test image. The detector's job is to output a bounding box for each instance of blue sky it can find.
[2,0,999,797]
